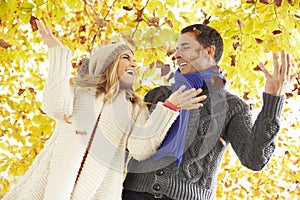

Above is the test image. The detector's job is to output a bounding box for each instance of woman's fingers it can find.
[36,20,46,34]
[194,88,203,96]
[176,85,186,93]
[169,86,207,110]
[178,88,206,110]
[197,94,207,102]
[291,73,300,80]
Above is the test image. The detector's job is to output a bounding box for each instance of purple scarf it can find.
[153,66,226,165]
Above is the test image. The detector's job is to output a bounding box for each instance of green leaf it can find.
[0,1,9,14]
[19,2,34,11]
[36,0,45,7]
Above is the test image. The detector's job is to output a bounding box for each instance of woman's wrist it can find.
[163,99,180,112]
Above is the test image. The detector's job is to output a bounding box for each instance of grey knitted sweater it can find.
[123,85,285,200]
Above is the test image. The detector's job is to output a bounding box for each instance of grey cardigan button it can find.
[153,183,161,191]
[156,170,164,176]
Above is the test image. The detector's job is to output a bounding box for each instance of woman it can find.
[3,21,206,200]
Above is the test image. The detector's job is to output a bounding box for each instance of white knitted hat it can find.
[89,42,132,76]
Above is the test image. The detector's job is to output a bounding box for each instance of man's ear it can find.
[207,45,216,57]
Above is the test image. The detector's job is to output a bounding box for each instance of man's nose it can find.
[175,50,182,60]
[131,61,136,68]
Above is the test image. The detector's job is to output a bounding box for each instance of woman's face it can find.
[117,50,136,89]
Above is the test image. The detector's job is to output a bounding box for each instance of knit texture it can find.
[123,85,285,200]
[89,43,132,76]
[153,68,226,165]
[2,47,179,200]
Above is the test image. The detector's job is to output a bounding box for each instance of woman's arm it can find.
[36,21,73,120]
[127,86,206,161]
[127,102,179,161]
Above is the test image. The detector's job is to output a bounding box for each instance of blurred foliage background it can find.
[0,0,299,199]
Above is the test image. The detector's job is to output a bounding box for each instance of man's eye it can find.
[183,47,190,50]
[122,56,129,59]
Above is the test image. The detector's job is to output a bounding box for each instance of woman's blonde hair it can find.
[71,54,145,107]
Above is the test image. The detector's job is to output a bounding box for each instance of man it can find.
[122,24,298,200]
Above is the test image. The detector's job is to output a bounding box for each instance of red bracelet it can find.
[163,100,179,112]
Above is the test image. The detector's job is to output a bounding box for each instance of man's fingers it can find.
[259,62,272,79]
[286,53,291,79]
[281,50,287,77]
[273,52,280,76]
[290,72,300,80]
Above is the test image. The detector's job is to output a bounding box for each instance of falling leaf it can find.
[272,30,282,35]
[231,35,239,40]
[79,36,86,44]
[284,151,291,157]
[28,87,35,93]
[18,89,26,96]
[38,108,46,114]
[167,72,174,81]
[253,65,262,71]
[260,0,270,4]
[166,49,176,57]
[0,39,12,49]
[164,17,173,28]
[135,7,144,22]
[286,92,293,98]
[123,6,133,11]
[30,16,38,32]
[232,42,240,50]
[287,0,294,6]
[230,55,236,66]
[78,25,86,33]
[255,38,263,44]
[211,76,225,88]
[243,92,250,101]
[236,19,246,28]
[156,60,164,68]
[203,16,211,25]
[149,62,155,69]
[146,17,160,27]
[122,34,136,48]
[161,64,170,76]
[95,18,107,27]
[275,0,283,6]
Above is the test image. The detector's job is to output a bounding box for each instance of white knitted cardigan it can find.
[3,47,179,200]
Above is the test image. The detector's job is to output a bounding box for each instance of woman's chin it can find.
[119,82,134,89]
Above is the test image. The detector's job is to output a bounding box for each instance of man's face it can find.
[175,32,210,74]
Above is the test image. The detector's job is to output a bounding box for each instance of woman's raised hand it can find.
[167,85,207,110]
[36,20,63,48]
